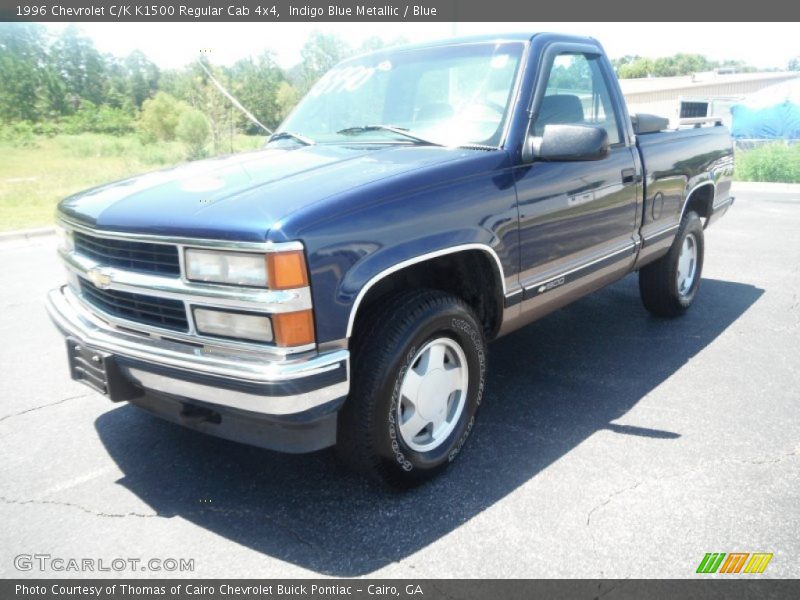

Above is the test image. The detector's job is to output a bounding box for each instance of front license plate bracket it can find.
[66,340,143,402]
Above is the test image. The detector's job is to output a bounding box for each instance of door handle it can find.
[621,168,636,184]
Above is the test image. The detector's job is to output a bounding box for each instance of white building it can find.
[620,71,800,128]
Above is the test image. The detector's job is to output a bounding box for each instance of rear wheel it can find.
[639,211,705,317]
[336,290,487,488]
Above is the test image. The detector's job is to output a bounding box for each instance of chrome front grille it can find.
[78,277,189,332]
[73,231,180,276]
[58,219,314,355]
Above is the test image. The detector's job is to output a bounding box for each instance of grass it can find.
[735,142,800,183]
[0,133,265,231]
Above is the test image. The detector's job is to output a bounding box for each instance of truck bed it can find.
[635,123,734,243]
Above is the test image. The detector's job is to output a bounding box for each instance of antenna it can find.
[197,59,273,135]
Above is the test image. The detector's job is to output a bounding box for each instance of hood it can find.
[59,144,474,242]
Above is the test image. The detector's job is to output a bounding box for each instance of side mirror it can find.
[523,124,610,162]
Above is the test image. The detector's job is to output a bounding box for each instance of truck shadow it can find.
[94,275,762,576]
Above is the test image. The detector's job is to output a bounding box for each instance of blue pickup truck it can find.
[47,33,734,487]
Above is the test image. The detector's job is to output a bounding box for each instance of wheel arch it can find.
[346,244,507,340]
[681,180,716,223]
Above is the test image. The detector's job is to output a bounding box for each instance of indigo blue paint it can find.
[58,33,734,344]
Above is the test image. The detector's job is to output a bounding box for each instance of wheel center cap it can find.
[416,368,450,421]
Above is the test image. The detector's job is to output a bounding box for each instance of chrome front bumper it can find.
[46,285,350,418]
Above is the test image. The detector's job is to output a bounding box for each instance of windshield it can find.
[278,42,525,147]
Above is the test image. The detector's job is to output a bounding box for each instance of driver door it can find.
[513,50,639,306]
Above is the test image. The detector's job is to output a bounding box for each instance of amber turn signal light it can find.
[266,250,309,290]
[272,310,315,347]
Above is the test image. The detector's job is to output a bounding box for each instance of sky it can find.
[45,22,799,71]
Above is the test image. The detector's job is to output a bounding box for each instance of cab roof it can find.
[347,32,599,61]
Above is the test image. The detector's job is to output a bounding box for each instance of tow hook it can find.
[179,403,222,425]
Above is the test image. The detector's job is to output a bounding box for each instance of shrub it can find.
[276,81,301,121]
[0,121,37,147]
[232,134,265,152]
[139,92,188,142]
[91,105,136,135]
[31,121,59,138]
[175,109,210,160]
[59,102,136,136]
[735,142,800,183]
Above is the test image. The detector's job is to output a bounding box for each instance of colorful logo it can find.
[696,552,773,574]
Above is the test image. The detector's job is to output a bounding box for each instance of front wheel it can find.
[336,290,487,488]
[639,210,705,317]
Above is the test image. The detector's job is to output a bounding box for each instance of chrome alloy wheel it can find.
[396,337,469,452]
[676,233,698,296]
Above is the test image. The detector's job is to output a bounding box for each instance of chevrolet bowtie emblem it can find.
[87,267,113,289]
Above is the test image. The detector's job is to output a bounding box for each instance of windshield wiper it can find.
[335,125,443,146]
[267,131,315,146]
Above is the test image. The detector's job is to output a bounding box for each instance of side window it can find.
[533,52,622,145]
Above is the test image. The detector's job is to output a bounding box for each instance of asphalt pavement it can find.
[1,183,798,578]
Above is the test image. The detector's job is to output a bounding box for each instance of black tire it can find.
[639,211,705,317]
[336,289,487,488]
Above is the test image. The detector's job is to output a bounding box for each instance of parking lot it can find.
[1,183,798,578]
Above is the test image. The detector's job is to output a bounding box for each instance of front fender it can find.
[340,234,509,338]
[289,152,520,343]
[304,210,518,344]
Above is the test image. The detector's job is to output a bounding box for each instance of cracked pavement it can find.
[1,183,798,578]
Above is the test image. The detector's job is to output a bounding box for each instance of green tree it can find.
[176,108,210,159]
[617,57,655,79]
[229,52,286,132]
[156,61,232,152]
[124,50,160,108]
[275,81,300,121]
[105,51,159,111]
[194,59,237,153]
[105,58,130,110]
[613,53,755,79]
[0,23,56,121]
[158,67,198,104]
[548,56,591,91]
[612,55,641,70]
[139,91,187,141]
[299,31,350,92]
[51,25,109,109]
[650,54,712,77]
[790,57,800,71]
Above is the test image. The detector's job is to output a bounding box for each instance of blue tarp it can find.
[731,78,800,139]
[730,102,800,139]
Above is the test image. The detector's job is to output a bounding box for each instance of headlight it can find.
[185,248,310,290]
[185,249,268,287]
[193,308,274,343]
[55,225,74,251]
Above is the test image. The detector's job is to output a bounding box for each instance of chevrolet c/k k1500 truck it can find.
[47,33,734,486]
